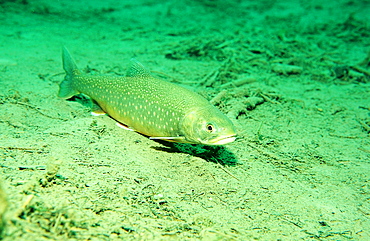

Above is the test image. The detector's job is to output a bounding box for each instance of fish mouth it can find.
[205,134,237,145]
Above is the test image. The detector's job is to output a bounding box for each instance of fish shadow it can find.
[151,141,238,166]
[66,94,92,107]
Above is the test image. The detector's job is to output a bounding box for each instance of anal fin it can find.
[91,100,106,116]
[91,110,107,116]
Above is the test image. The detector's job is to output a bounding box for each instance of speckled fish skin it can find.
[58,47,236,145]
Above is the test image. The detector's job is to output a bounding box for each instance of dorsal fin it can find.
[126,58,152,79]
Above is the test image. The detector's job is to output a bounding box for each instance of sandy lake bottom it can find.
[0,0,369,240]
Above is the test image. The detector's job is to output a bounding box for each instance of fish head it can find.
[181,106,237,145]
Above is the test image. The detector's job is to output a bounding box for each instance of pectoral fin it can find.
[116,122,135,131]
[149,136,186,142]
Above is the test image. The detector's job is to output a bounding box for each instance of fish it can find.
[58,47,236,145]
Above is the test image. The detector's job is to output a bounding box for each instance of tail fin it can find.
[58,47,81,99]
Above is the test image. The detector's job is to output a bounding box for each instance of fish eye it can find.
[206,124,215,133]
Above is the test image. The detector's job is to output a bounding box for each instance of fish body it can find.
[59,47,236,145]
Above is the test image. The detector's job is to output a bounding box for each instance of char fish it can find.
[59,47,236,145]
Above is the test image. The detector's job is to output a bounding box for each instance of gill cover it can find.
[180,106,236,145]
